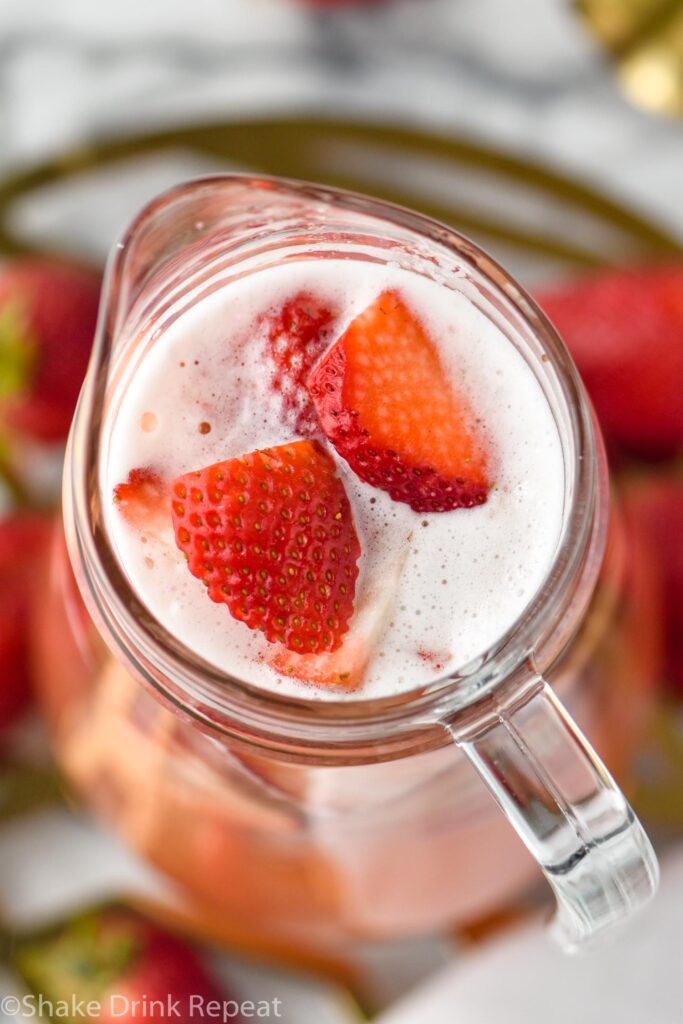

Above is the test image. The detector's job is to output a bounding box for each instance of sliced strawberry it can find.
[307,290,490,513]
[262,291,337,435]
[270,541,409,690]
[269,637,367,690]
[113,468,167,530]
[171,440,361,656]
[270,588,379,689]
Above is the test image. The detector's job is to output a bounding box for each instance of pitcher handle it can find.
[446,676,658,951]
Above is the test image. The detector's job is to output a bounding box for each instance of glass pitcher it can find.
[33,176,658,958]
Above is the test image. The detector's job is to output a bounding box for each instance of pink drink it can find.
[33,178,658,962]
[102,259,564,700]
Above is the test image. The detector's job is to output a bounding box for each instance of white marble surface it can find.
[0,0,682,236]
[379,851,683,1024]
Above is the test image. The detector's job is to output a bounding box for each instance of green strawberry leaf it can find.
[0,434,34,509]
[0,298,40,509]
[13,910,140,1007]
[631,698,683,832]
[0,298,36,400]
[0,762,64,823]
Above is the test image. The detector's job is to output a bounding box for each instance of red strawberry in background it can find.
[0,514,52,731]
[537,268,683,460]
[0,258,101,443]
[297,0,394,7]
[171,440,361,660]
[622,475,683,697]
[13,906,232,1022]
[308,290,491,513]
[262,291,337,435]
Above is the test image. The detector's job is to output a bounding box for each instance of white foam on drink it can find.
[102,260,565,701]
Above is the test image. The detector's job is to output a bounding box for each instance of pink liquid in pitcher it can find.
[32,187,659,966]
[103,259,564,700]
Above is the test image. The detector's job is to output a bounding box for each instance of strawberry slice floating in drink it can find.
[307,290,491,513]
[269,549,407,690]
[268,620,370,690]
[171,440,361,658]
[113,467,169,533]
[262,291,337,436]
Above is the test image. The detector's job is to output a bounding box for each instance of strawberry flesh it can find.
[113,468,167,530]
[270,533,410,690]
[263,291,337,435]
[270,642,365,689]
[308,290,490,513]
[171,440,361,656]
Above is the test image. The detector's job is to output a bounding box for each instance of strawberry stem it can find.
[0,446,34,510]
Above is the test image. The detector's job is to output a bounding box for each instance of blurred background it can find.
[0,1,682,1022]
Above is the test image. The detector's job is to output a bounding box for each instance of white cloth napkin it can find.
[378,849,683,1024]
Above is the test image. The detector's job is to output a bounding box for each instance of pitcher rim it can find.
[65,173,608,756]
